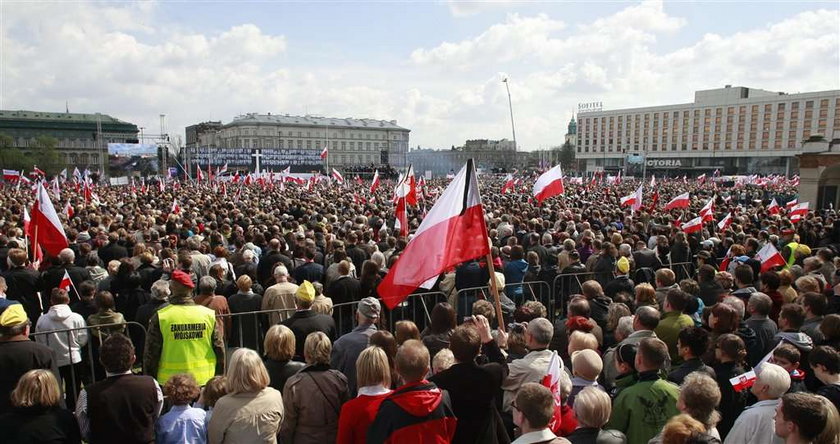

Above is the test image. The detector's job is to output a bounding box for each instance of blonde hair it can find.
[264,324,295,361]
[11,369,61,408]
[573,386,612,428]
[432,348,455,374]
[226,348,270,394]
[356,346,391,388]
[236,275,253,292]
[304,331,332,365]
[568,330,599,355]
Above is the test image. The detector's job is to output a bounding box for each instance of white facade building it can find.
[196,113,411,168]
[576,86,840,176]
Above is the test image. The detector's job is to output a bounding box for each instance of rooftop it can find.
[227,113,409,131]
[0,109,134,125]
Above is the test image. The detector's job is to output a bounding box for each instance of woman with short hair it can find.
[0,369,81,443]
[336,346,393,444]
[207,348,284,444]
[263,325,305,393]
[281,332,350,444]
[567,386,625,444]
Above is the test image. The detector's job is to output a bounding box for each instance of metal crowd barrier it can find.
[30,321,147,405]
[454,281,552,322]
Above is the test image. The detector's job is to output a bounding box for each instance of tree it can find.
[31,135,63,175]
[0,132,30,172]
[559,141,576,171]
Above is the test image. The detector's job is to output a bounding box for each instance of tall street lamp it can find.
[502,76,517,153]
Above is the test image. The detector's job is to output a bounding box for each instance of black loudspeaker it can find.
[380,150,388,164]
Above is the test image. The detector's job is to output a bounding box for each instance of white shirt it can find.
[723,399,783,444]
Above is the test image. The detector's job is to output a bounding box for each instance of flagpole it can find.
[469,158,506,333]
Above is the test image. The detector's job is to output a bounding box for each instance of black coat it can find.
[264,358,305,393]
[326,276,361,305]
[97,242,129,265]
[281,310,336,361]
[345,245,369,273]
[40,264,91,304]
[3,266,44,323]
[0,406,81,444]
[429,339,510,444]
[603,276,635,299]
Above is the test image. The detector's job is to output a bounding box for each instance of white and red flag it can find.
[698,173,707,185]
[501,174,516,194]
[673,216,683,230]
[394,195,408,237]
[649,174,656,188]
[171,198,181,215]
[717,212,733,231]
[59,270,73,291]
[370,170,381,194]
[789,202,809,219]
[22,207,43,263]
[196,164,204,182]
[730,370,757,392]
[217,163,228,176]
[3,169,20,181]
[785,199,798,210]
[29,182,69,256]
[756,243,786,272]
[32,165,46,177]
[541,351,566,434]
[699,196,716,222]
[394,166,418,206]
[682,216,703,234]
[320,147,328,160]
[64,202,74,219]
[378,160,489,309]
[232,172,241,183]
[533,165,564,203]
[767,198,781,215]
[664,192,691,211]
[331,168,344,184]
[620,185,643,210]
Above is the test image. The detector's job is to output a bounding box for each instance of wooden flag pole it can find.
[485,252,506,334]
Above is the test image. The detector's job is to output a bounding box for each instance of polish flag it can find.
[20,175,32,185]
[196,165,204,182]
[64,202,74,219]
[789,202,809,219]
[59,270,73,291]
[682,216,703,234]
[32,165,46,177]
[649,175,656,188]
[3,169,20,181]
[158,180,165,193]
[698,173,707,185]
[72,167,81,181]
[394,194,408,237]
[232,172,241,183]
[664,192,691,212]
[394,166,418,206]
[320,147,328,159]
[673,216,683,230]
[331,168,344,183]
[533,164,564,203]
[378,159,489,309]
[785,199,798,210]
[171,198,181,215]
[217,163,228,176]
[717,212,733,231]
[244,174,252,186]
[730,370,757,392]
[620,186,642,208]
[719,247,733,272]
[767,198,781,215]
[631,185,643,212]
[22,208,43,263]
[699,196,716,222]
[541,351,566,434]
[370,170,381,194]
[29,182,69,256]
[756,243,786,272]
[501,174,516,194]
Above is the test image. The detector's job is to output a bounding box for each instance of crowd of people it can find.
[0,172,838,444]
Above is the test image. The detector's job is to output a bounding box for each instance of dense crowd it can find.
[0,172,839,444]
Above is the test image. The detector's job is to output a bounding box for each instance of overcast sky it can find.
[1,0,838,151]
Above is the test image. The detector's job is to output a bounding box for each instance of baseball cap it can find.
[296,280,315,303]
[616,257,630,274]
[358,297,381,319]
[0,302,27,327]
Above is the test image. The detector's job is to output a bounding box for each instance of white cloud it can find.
[445,0,516,17]
[0,0,837,155]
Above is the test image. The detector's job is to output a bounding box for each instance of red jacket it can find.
[337,392,391,444]
[366,380,457,444]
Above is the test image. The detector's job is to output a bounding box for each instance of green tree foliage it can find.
[559,141,576,170]
[31,136,63,175]
[0,133,30,172]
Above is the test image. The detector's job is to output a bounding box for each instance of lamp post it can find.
[502,77,517,154]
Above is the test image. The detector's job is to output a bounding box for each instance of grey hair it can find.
[198,276,216,295]
[616,316,635,340]
[150,280,171,301]
[59,248,75,264]
[527,318,554,346]
[722,296,746,320]
[273,265,289,278]
[756,363,791,398]
[748,292,773,317]
[619,243,632,256]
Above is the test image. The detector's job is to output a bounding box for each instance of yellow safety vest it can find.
[156,304,217,385]
[784,242,799,269]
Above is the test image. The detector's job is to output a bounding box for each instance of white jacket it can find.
[723,399,783,444]
[35,304,89,367]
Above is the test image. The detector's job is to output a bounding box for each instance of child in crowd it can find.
[156,373,207,444]
[199,376,228,426]
[772,343,808,393]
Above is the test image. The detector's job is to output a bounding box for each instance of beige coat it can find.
[262,281,299,324]
[501,349,554,412]
[208,387,284,444]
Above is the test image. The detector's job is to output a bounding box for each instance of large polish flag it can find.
[767,198,780,215]
[331,168,344,184]
[789,202,809,218]
[717,212,733,231]
[631,185,643,211]
[664,192,690,211]
[378,159,489,309]
[699,195,716,222]
[533,164,564,203]
[756,242,786,272]
[501,174,516,194]
[369,170,381,194]
[30,182,68,256]
[682,216,703,234]
[620,186,642,208]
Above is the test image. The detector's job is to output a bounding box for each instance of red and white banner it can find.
[717,212,733,231]
[533,165,564,203]
[59,270,73,291]
[756,242,786,272]
[378,160,489,309]
[664,192,690,211]
[541,351,565,434]
[730,370,756,392]
[320,147,328,159]
[171,198,181,215]
[785,199,798,210]
[501,174,516,194]
[3,169,20,181]
[682,216,703,234]
[767,198,780,215]
[700,196,716,222]
[370,169,381,194]
[789,202,809,219]
[29,182,69,256]
[331,168,344,184]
